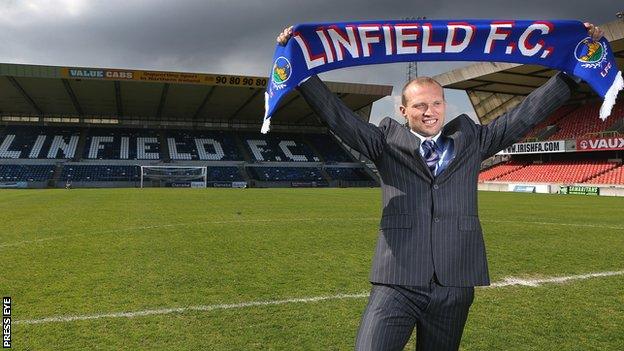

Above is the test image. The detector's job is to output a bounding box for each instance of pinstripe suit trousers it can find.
[355,281,474,351]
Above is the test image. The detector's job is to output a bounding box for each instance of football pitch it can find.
[1,188,623,350]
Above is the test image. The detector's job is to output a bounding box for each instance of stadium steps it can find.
[523,104,577,141]
[610,118,624,134]
[302,136,326,163]
[546,100,624,140]
[329,130,364,163]
[534,125,558,141]
[47,163,65,187]
[318,168,332,182]
[233,135,253,162]
[583,163,624,184]
[72,128,89,161]
[481,154,508,170]
[158,130,170,162]
[237,164,253,183]
[358,163,380,184]
[479,162,530,181]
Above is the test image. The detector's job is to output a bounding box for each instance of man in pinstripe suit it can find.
[277,23,602,351]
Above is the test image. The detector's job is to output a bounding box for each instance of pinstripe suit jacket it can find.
[298,73,572,287]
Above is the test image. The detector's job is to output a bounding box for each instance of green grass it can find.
[1,188,623,350]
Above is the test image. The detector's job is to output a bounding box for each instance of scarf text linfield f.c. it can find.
[262,20,622,134]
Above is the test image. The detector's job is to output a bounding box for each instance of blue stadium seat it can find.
[83,128,161,160]
[61,165,140,182]
[241,133,319,162]
[306,133,354,162]
[166,130,243,161]
[247,167,324,181]
[325,167,372,181]
[0,164,55,181]
[206,166,245,181]
[0,126,81,159]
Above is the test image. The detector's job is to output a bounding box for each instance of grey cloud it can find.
[0,0,619,124]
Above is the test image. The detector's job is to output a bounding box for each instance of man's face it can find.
[400,82,446,137]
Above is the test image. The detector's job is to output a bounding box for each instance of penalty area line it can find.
[14,270,624,325]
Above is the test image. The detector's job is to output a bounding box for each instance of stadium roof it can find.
[434,19,624,124]
[0,62,392,129]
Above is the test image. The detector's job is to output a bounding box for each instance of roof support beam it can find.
[469,88,529,96]
[481,95,521,122]
[496,70,551,79]
[466,81,493,90]
[193,86,216,122]
[114,81,123,117]
[525,67,551,76]
[156,83,169,119]
[471,78,541,90]
[472,93,497,110]
[62,79,83,116]
[7,76,43,115]
[228,89,262,121]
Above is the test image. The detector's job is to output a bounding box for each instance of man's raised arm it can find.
[477,22,604,159]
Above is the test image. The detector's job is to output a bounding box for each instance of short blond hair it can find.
[401,77,445,106]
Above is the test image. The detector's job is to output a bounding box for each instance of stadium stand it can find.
[478,98,624,188]
[325,167,373,181]
[478,161,528,182]
[61,165,140,182]
[247,166,325,182]
[305,133,354,162]
[206,166,245,182]
[0,164,55,182]
[0,123,377,186]
[494,160,619,184]
[546,100,624,140]
[0,61,394,189]
[522,104,579,140]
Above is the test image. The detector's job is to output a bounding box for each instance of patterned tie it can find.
[421,139,440,175]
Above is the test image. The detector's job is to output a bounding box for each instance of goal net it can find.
[140,166,207,188]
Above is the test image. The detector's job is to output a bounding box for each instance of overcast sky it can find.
[0,0,620,125]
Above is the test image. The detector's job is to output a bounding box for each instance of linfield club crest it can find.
[272,56,291,87]
[574,37,607,69]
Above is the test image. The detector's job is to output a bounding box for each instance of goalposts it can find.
[139,165,207,188]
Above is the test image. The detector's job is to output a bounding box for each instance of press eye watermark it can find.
[3,297,10,349]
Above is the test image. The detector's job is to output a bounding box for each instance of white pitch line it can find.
[482,219,624,231]
[489,270,624,287]
[14,270,624,326]
[3,217,623,250]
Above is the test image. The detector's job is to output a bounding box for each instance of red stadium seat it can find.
[586,164,624,185]
[478,162,528,182]
[521,100,624,141]
[482,160,621,184]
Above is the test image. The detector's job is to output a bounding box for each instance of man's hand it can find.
[584,22,604,41]
[276,26,293,46]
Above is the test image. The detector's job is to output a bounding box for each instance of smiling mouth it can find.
[423,119,437,125]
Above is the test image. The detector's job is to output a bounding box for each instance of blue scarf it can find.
[261,19,623,133]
